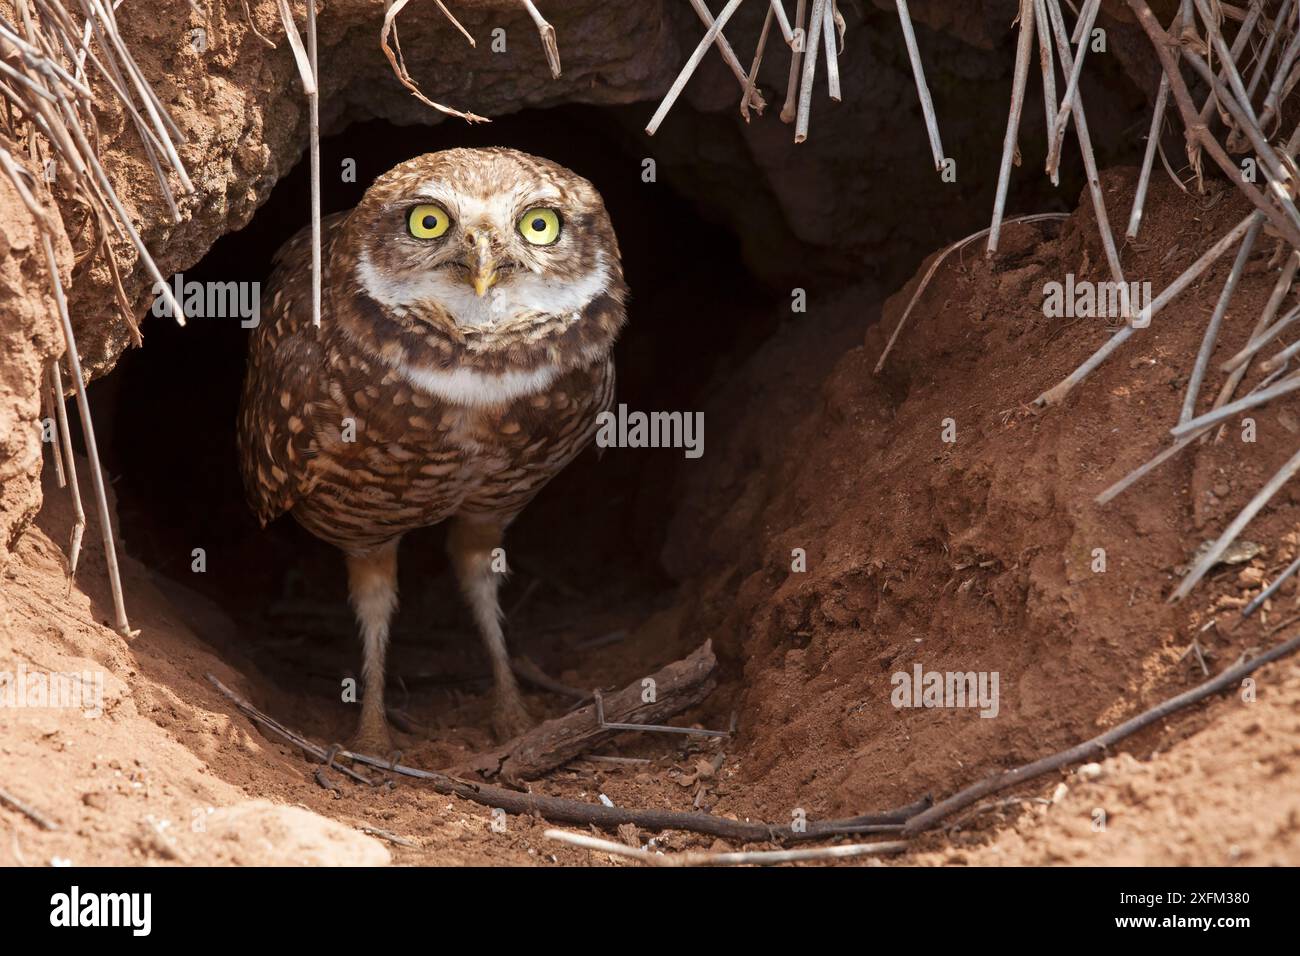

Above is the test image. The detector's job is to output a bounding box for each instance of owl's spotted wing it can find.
[237,216,347,526]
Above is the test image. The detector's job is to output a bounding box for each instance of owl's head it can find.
[343,147,623,331]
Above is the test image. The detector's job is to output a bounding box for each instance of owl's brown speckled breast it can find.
[286,344,614,553]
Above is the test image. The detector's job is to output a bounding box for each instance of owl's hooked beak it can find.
[464,229,499,297]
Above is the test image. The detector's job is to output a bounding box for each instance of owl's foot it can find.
[491,688,535,741]
[349,713,393,757]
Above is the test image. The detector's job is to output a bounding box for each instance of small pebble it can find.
[1238,566,1265,586]
[1078,762,1103,781]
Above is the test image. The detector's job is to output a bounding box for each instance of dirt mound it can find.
[662,167,1300,861]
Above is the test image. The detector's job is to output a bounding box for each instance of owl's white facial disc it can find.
[356,246,611,328]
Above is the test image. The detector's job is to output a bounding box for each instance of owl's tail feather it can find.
[346,539,400,752]
[447,516,534,740]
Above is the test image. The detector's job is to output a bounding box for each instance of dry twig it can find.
[987,0,1036,254]
[1179,212,1264,425]
[0,785,58,831]
[207,672,928,843]
[895,0,944,170]
[46,359,83,584]
[647,0,745,135]
[742,2,774,122]
[780,0,807,123]
[472,642,719,781]
[794,0,827,142]
[544,828,908,866]
[1044,0,1100,177]
[519,0,560,79]
[380,0,488,123]
[689,0,766,114]
[1170,441,1300,601]
[306,0,321,326]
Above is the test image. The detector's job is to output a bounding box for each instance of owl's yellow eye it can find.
[408,204,451,239]
[517,207,561,245]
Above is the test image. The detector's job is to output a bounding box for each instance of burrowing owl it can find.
[237,148,626,750]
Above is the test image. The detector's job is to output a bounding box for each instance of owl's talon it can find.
[350,723,394,758]
[491,692,535,741]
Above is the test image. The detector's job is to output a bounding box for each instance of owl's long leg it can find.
[446,515,533,739]
[345,539,400,753]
